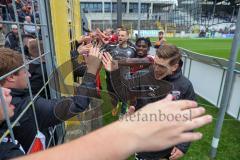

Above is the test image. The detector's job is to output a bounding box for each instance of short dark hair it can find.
[117,25,124,29]
[135,37,152,48]
[156,45,181,66]
[159,31,164,35]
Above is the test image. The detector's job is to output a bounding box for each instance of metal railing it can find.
[180,48,240,120]
[0,0,64,152]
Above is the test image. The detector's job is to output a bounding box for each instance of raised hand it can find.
[84,45,103,75]
[96,28,110,44]
[77,43,93,55]
[0,88,14,121]
[78,35,92,44]
[102,52,118,71]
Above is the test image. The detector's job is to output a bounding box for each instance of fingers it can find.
[102,58,108,67]
[102,52,113,70]
[126,106,135,116]
[89,45,101,58]
[107,52,113,61]
[85,43,93,48]
[160,94,173,103]
[3,88,11,96]
[152,98,197,113]
[96,28,102,34]
[98,51,103,60]
[181,107,206,121]
[103,52,112,62]
[1,88,12,106]
[102,53,109,66]
[172,100,198,110]
[169,153,176,160]
[175,132,203,145]
[78,43,92,55]
[169,147,183,160]
[171,147,177,155]
[183,115,212,131]
[79,43,85,47]
[96,42,102,49]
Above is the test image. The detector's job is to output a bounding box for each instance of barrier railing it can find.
[180,48,240,120]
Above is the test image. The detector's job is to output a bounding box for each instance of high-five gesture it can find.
[84,45,103,75]
[102,52,119,71]
[77,43,93,55]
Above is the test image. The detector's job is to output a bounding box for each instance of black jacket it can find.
[29,59,49,97]
[136,61,196,159]
[0,140,24,160]
[109,66,172,104]
[136,61,196,108]
[4,32,20,52]
[0,73,99,153]
[70,50,87,81]
[110,61,195,158]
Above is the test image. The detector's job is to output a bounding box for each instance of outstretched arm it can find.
[17,95,212,160]
[35,46,103,128]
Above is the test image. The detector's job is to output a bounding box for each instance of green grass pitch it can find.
[150,37,240,62]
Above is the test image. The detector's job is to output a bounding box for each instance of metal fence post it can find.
[39,0,59,99]
[137,0,141,36]
[117,0,122,27]
[210,7,240,159]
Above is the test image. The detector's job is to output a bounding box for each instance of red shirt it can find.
[109,34,118,44]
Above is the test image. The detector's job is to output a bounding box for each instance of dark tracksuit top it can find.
[109,60,196,159]
[0,73,99,153]
[104,43,137,105]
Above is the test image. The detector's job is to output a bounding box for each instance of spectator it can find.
[5,1,15,21]
[4,24,21,52]
[0,47,101,153]
[154,31,166,48]
[0,15,5,46]
[18,6,33,22]
[23,16,39,35]
[22,33,36,56]
[16,0,23,10]
[0,87,25,160]
[0,0,9,20]
[27,39,49,97]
